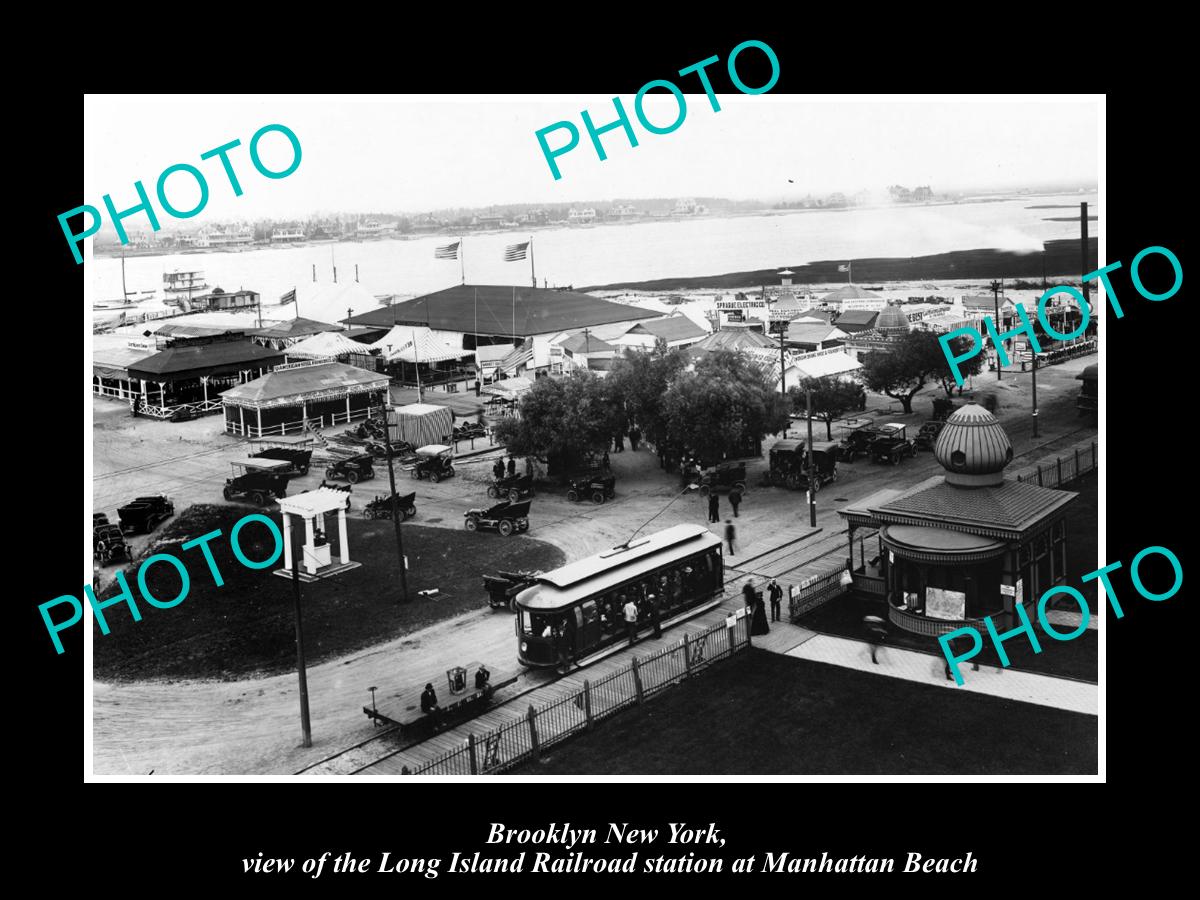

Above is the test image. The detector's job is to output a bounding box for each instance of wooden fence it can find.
[1014,440,1098,489]
[404,613,753,775]
[787,567,850,619]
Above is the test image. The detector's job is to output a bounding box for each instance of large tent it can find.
[285,330,370,360]
[388,403,454,447]
[481,376,533,399]
[367,325,465,363]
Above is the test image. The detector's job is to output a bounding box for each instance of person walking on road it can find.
[768,578,783,622]
[623,596,640,646]
[708,492,720,524]
[729,488,742,518]
[724,519,737,556]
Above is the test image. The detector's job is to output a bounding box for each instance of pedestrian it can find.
[602,450,610,471]
[724,519,736,556]
[474,379,481,397]
[768,578,783,622]
[623,595,640,646]
[629,426,641,451]
[729,488,742,518]
[742,580,756,614]
[493,458,505,480]
[707,492,720,524]
[507,457,516,477]
[650,593,661,638]
[613,431,624,452]
[751,595,771,636]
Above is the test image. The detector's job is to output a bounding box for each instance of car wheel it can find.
[567,490,579,502]
[251,492,265,506]
[365,469,375,480]
[223,487,234,501]
[499,519,514,537]
[326,468,337,480]
[411,470,419,479]
[446,467,455,477]
[810,480,821,494]
[892,456,899,466]
[607,489,616,499]
[405,506,416,518]
[347,470,360,484]
[465,517,478,531]
[487,485,498,499]
[432,472,441,484]
[299,465,309,476]
[592,490,605,503]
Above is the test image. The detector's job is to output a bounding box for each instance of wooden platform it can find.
[363,662,519,734]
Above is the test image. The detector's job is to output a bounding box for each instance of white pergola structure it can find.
[276,486,356,579]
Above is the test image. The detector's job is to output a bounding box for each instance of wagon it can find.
[93,523,130,565]
[482,569,540,610]
[453,422,487,442]
[325,452,376,484]
[464,499,531,537]
[409,445,455,483]
[488,472,534,502]
[763,439,806,489]
[364,491,417,521]
[224,460,290,506]
[117,495,175,534]
[837,424,886,462]
[869,423,916,465]
[248,436,314,476]
[566,473,615,503]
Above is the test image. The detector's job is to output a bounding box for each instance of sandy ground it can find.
[91,354,1097,775]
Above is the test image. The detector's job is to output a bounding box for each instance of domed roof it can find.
[875,303,910,338]
[934,404,1013,487]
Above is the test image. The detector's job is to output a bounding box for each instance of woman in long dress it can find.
[751,595,771,636]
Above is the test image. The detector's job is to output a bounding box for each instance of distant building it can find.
[912,186,933,202]
[471,214,505,228]
[784,323,848,352]
[611,203,638,219]
[271,227,306,243]
[568,207,596,224]
[673,198,698,215]
[356,220,398,237]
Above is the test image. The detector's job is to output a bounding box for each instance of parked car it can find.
[763,439,807,489]
[118,495,175,534]
[325,453,376,485]
[914,420,946,451]
[409,445,455,483]
[93,523,130,565]
[364,491,417,521]
[482,569,540,610]
[248,437,314,476]
[488,473,534,503]
[869,423,916,465]
[692,460,747,497]
[464,499,531,537]
[566,472,616,504]
[224,461,290,506]
[838,424,886,462]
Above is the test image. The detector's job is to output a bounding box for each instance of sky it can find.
[83,95,1100,222]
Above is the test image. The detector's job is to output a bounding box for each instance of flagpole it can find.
[460,235,465,285]
[848,260,852,284]
[529,236,536,289]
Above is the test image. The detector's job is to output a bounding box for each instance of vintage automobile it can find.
[169,405,200,423]
[464,499,531,537]
[482,569,540,610]
[325,452,376,484]
[869,423,916,465]
[93,523,130,565]
[801,441,841,492]
[248,437,314,476]
[837,423,886,462]
[763,439,807,489]
[692,460,747,497]
[566,472,616,504]
[93,512,109,527]
[453,421,488,442]
[487,473,534,503]
[409,445,456,483]
[913,420,946,451]
[364,491,417,520]
[117,495,175,534]
[224,460,290,506]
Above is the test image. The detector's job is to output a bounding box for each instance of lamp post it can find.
[805,387,817,527]
[619,483,699,549]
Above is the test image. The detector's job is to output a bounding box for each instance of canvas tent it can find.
[388,403,454,447]
[285,330,369,360]
[368,326,464,363]
[481,377,533,399]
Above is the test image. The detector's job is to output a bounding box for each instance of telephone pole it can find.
[380,395,410,603]
[805,387,817,527]
[290,554,312,747]
[991,279,1003,381]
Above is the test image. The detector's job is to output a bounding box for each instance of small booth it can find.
[275,486,360,582]
[388,402,454,447]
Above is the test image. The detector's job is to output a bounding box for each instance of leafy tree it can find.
[605,338,688,450]
[788,376,863,440]
[663,350,789,464]
[860,331,952,414]
[934,333,985,395]
[492,372,620,476]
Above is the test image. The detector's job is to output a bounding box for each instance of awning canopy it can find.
[279,486,353,518]
[368,326,465,363]
[285,330,368,359]
[481,377,533,398]
[220,361,390,409]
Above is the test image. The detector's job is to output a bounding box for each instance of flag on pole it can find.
[435,241,460,260]
[280,288,297,304]
[504,242,529,262]
[837,264,850,273]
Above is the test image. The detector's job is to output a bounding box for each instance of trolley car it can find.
[513,523,724,668]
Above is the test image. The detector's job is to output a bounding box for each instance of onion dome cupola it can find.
[934,403,1014,487]
[875,303,911,339]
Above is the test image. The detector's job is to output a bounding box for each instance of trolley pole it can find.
[291,553,313,748]
[991,279,1003,381]
[381,397,410,603]
[805,387,817,527]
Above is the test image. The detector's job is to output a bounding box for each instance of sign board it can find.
[1015,578,1023,605]
[725,615,736,628]
[1000,583,1016,597]
[925,586,966,620]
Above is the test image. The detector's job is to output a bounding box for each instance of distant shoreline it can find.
[578,239,1100,292]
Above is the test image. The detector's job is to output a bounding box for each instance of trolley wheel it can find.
[498,519,514,537]
[250,491,265,506]
[325,468,337,480]
[566,490,579,502]
[465,517,478,531]
[591,490,605,504]
[347,470,360,484]
[431,471,441,484]
[487,485,499,499]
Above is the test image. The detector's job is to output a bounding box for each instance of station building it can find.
[839,404,1078,634]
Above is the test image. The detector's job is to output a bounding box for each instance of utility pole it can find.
[291,553,313,747]
[990,279,1003,381]
[805,387,816,527]
[1080,201,1090,312]
[1031,351,1039,438]
[380,393,410,603]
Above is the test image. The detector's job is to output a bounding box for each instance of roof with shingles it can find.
[869,475,1077,538]
[627,316,708,342]
[221,362,389,405]
[128,341,284,379]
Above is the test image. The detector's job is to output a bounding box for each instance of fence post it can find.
[468,733,477,775]
[1037,465,1043,487]
[728,619,737,655]
[583,681,593,730]
[528,706,540,762]
[683,634,692,678]
[1056,456,1063,486]
[632,658,644,704]
[1074,447,1080,480]
[1092,442,1097,471]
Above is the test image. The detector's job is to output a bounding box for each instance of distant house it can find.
[784,323,849,352]
[554,331,618,374]
[912,186,933,202]
[616,315,709,351]
[834,310,879,333]
[611,203,637,219]
[471,214,505,228]
[568,207,596,224]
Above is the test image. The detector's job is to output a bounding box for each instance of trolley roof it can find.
[516,523,721,611]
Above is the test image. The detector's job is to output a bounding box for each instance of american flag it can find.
[280,288,296,304]
[837,264,850,273]
[504,242,529,262]
[435,241,459,260]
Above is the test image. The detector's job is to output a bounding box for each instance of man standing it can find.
[493,458,505,481]
[623,596,640,646]
[729,488,742,518]
[707,492,720,524]
[629,426,641,451]
[724,519,736,556]
[768,578,783,622]
[650,593,662,638]
[507,457,516,477]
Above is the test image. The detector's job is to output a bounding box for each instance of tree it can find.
[860,331,951,414]
[788,376,863,440]
[934,333,985,395]
[663,351,789,464]
[492,372,620,476]
[605,338,688,451]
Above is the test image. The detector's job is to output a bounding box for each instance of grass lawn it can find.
[93,504,564,682]
[515,650,1097,775]
[800,473,1098,683]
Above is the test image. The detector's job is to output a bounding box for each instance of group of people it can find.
[611,425,643,453]
[492,457,518,481]
[741,577,785,636]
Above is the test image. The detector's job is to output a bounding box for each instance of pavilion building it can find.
[221,359,390,437]
[839,404,1078,634]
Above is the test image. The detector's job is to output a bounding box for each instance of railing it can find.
[787,567,850,619]
[138,398,223,420]
[1014,440,1097,489]
[405,613,752,775]
[851,573,885,596]
[887,604,980,637]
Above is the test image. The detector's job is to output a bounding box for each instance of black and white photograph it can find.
[78,92,1107,780]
